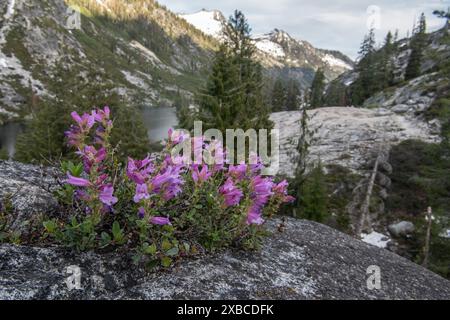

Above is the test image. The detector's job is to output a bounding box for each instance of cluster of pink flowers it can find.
[63,108,294,228]
[65,107,118,213]
[127,129,294,227]
[127,154,184,225]
[219,158,294,225]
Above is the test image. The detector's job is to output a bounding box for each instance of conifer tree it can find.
[196,10,272,133]
[351,28,377,105]
[289,99,316,217]
[285,79,301,111]
[405,13,427,80]
[376,31,396,89]
[301,160,328,223]
[271,78,286,111]
[310,68,325,108]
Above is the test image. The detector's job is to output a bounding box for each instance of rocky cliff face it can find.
[270,106,440,177]
[324,24,450,108]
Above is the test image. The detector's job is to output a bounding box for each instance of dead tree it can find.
[348,145,392,238]
[422,206,433,268]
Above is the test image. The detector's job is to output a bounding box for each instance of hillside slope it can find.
[0,0,217,124]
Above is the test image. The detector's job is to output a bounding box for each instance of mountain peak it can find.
[179,9,226,38]
[270,28,294,42]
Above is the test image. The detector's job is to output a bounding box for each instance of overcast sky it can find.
[158,0,449,60]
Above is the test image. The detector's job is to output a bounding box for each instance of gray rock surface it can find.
[0,160,59,231]
[270,107,440,177]
[1,218,449,300]
[388,221,415,238]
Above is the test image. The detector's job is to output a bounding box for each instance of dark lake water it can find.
[0,107,179,158]
[0,122,23,159]
[142,106,178,142]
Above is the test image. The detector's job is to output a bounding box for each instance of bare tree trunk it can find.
[422,206,432,268]
[356,155,380,237]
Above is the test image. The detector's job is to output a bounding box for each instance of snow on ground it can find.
[5,0,16,20]
[323,54,352,70]
[361,231,390,249]
[179,10,223,38]
[129,40,180,75]
[254,38,285,58]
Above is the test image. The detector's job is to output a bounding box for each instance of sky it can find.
[157,0,449,60]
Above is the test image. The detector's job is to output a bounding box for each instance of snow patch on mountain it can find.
[254,37,285,58]
[323,54,353,70]
[179,10,224,38]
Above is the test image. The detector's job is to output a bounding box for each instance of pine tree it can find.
[351,28,377,105]
[271,78,286,111]
[376,31,395,89]
[289,100,317,217]
[405,13,427,80]
[196,10,272,134]
[301,160,328,223]
[310,68,325,108]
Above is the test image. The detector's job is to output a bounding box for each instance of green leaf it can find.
[166,246,179,257]
[161,239,172,251]
[100,232,111,245]
[132,254,141,265]
[145,244,157,255]
[43,220,57,234]
[161,256,172,268]
[112,221,121,236]
[112,221,125,244]
[146,259,159,270]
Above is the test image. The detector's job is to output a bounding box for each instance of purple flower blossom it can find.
[205,140,226,171]
[65,125,83,147]
[71,111,95,132]
[228,163,247,181]
[150,216,171,225]
[138,207,146,219]
[219,178,243,207]
[133,183,150,203]
[168,128,189,145]
[98,184,118,206]
[75,189,91,201]
[273,180,295,203]
[127,156,153,184]
[191,165,212,185]
[77,145,106,173]
[192,136,205,164]
[66,173,91,187]
[93,106,111,123]
[150,166,184,201]
[251,176,274,207]
[247,204,265,225]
